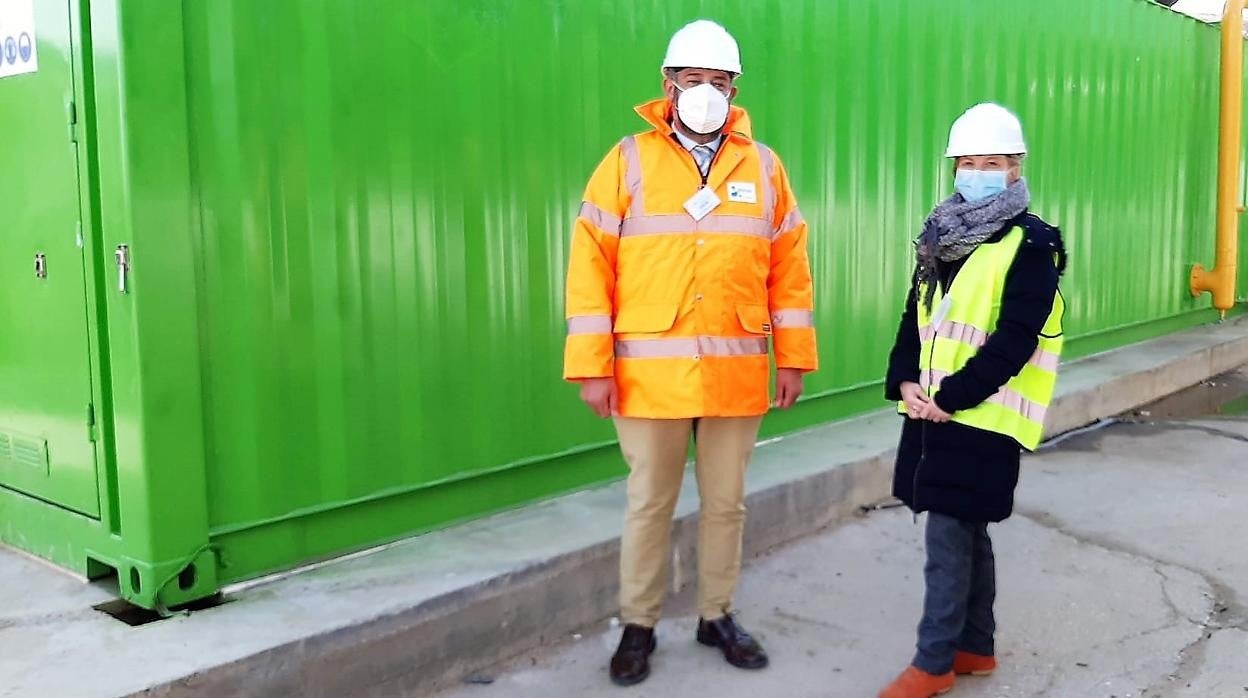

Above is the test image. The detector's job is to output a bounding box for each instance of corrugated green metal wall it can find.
[1,0,1243,604]
[179,0,1234,581]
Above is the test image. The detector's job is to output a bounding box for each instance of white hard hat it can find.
[945,103,1027,158]
[662,20,742,75]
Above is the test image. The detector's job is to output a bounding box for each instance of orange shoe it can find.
[953,650,997,676]
[878,666,956,698]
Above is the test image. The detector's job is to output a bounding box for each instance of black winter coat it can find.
[885,212,1065,523]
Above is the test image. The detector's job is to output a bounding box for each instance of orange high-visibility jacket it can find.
[563,99,817,418]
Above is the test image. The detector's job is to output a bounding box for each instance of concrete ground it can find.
[3,324,1247,698]
[437,400,1248,696]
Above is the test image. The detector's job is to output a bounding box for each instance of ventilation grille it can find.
[0,429,49,472]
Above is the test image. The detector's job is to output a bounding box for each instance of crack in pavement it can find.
[1101,618,1198,650]
[771,607,847,631]
[1016,508,1247,629]
[1015,507,1246,698]
[1146,629,1216,698]
[1116,419,1248,445]
[0,609,98,630]
[1150,566,1187,628]
[1029,666,1059,698]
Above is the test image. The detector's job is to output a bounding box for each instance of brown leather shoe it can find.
[609,624,656,686]
[696,615,769,670]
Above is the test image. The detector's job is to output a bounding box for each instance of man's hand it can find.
[579,377,618,419]
[773,368,805,409]
[918,399,952,423]
[899,381,930,419]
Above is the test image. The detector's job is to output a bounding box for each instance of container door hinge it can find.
[67,99,78,144]
[87,403,97,442]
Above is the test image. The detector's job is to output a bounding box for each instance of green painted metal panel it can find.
[85,0,219,608]
[0,0,99,517]
[182,0,1229,555]
[0,0,219,610]
[1,0,1244,606]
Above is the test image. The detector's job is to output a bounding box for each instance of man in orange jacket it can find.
[562,19,818,687]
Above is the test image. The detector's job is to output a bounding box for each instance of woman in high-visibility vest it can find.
[878,103,1066,698]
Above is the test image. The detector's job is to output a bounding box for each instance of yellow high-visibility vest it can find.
[900,226,1063,449]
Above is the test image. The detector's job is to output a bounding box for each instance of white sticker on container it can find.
[0,0,38,80]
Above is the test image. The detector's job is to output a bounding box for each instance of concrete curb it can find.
[130,317,1248,697]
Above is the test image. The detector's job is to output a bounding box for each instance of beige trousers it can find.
[614,416,764,627]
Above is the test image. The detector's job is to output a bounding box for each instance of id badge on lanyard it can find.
[684,186,721,221]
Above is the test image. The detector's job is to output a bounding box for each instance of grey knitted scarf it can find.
[915,178,1031,311]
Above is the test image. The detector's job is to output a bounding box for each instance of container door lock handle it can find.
[115,245,131,294]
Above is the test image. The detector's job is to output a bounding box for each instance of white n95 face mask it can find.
[674,83,729,135]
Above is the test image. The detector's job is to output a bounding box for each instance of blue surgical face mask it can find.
[955,169,1008,202]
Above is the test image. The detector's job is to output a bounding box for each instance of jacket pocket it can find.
[736,304,773,335]
[613,303,679,334]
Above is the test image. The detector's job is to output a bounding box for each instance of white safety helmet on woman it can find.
[945,103,1027,158]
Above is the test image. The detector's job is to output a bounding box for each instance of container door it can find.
[0,0,99,517]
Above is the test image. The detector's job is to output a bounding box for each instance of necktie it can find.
[692,145,714,178]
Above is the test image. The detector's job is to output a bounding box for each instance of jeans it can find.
[912,512,996,674]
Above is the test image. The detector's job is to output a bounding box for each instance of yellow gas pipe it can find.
[1191,0,1246,318]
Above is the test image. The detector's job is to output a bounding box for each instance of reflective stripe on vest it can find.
[901,226,1064,449]
[920,369,1049,423]
[918,319,1061,372]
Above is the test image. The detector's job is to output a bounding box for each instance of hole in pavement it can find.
[93,594,229,627]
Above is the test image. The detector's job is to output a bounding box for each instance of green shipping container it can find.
[0,0,1242,608]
